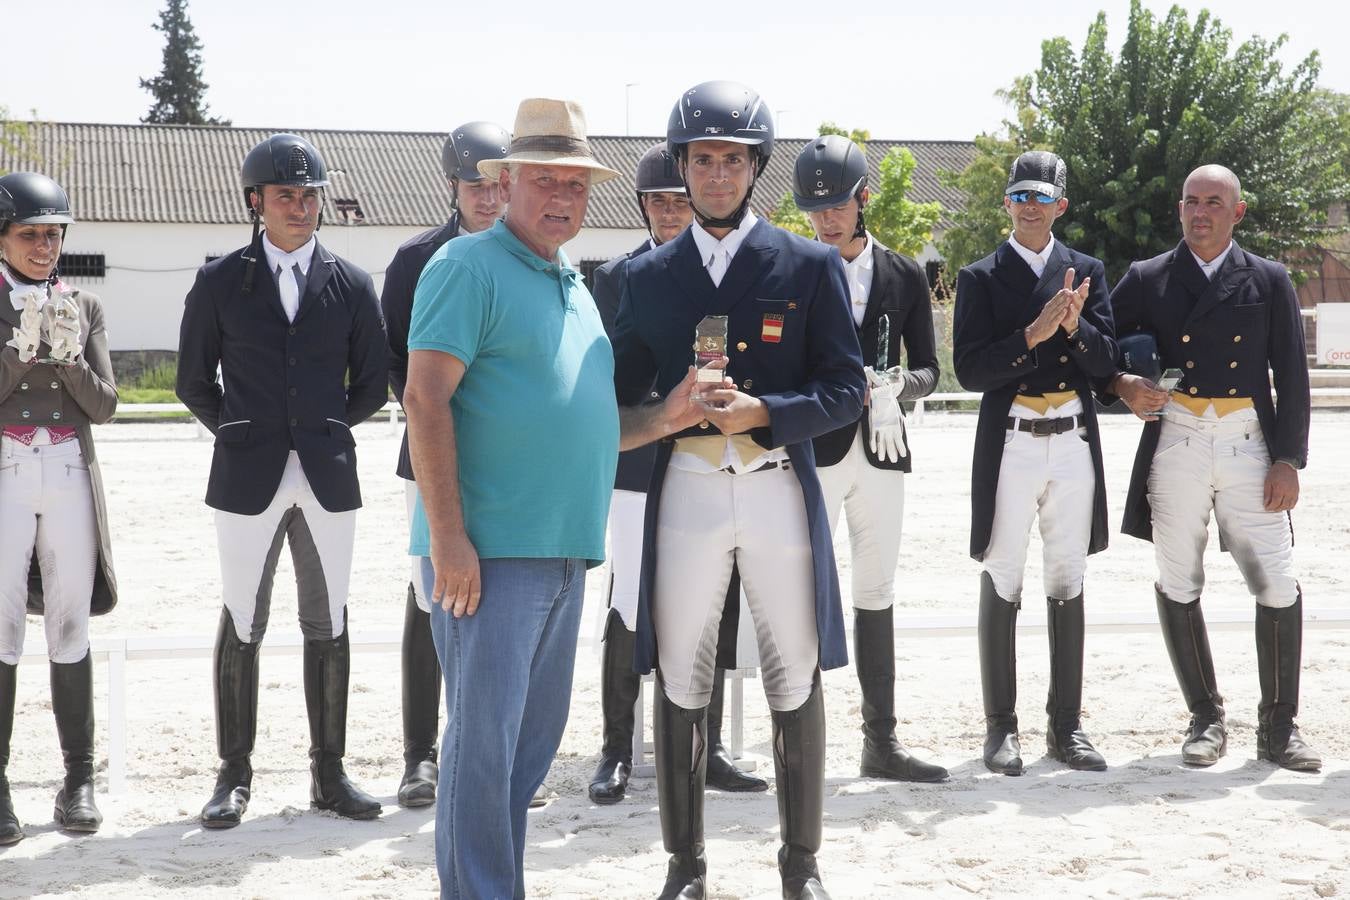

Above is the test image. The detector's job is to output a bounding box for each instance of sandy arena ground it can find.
[2,411,1348,899]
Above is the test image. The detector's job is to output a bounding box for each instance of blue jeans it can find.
[421,556,586,900]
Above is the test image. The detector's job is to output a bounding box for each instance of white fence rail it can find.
[20,606,1350,794]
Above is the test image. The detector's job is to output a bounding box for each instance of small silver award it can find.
[694,315,728,383]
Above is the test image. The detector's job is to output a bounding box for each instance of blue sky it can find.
[7,0,1347,140]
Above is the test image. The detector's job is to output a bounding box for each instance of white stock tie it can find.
[277,262,302,322]
[707,244,729,288]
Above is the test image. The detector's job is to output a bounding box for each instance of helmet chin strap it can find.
[692,184,757,231]
[242,202,262,295]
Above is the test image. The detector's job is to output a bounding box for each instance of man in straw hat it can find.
[402,98,714,899]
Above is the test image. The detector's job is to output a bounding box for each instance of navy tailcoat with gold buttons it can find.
[1108,241,1310,541]
[176,241,389,516]
[953,240,1118,561]
[611,219,865,674]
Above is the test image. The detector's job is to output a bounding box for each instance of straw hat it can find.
[477,98,620,184]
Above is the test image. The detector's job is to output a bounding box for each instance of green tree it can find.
[867,147,942,258]
[769,122,943,257]
[769,191,814,239]
[0,107,46,176]
[139,0,229,125]
[939,1,1350,282]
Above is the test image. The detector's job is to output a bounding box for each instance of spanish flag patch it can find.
[762,313,784,343]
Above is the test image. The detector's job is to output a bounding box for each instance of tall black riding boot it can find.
[201,610,260,828]
[304,628,381,820]
[50,651,101,833]
[772,673,829,900]
[653,678,707,900]
[1155,589,1227,766]
[1045,595,1106,770]
[706,668,769,792]
[978,573,1022,775]
[1,661,22,845]
[1256,597,1321,772]
[398,585,441,808]
[855,607,948,782]
[589,610,640,804]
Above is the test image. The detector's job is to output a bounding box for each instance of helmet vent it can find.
[287,147,311,179]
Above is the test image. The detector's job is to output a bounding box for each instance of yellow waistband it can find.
[1012,390,1078,415]
[1169,392,1255,417]
[672,433,766,468]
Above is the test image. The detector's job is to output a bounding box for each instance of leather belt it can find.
[1006,414,1084,437]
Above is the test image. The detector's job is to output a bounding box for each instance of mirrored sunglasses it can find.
[1007,191,1058,205]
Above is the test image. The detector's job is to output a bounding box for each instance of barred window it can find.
[579,258,605,285]
[333,198,366,224]
[59,253,106,280]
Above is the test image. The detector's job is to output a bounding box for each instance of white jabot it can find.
[1190,241,1234,281]
[690,211,758,288]
[843,234,876,327]
[261,234,316,322]
[3,265,50,311]
[1008,232,1056,278]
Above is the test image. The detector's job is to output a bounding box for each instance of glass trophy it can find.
[694,315,728,383]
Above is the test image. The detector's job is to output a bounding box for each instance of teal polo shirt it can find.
[406,219,618,566]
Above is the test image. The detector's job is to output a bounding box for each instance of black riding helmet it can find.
[0,172,74,285]
[791,134,869,240]
[634,143,685,241]
[0,172,75,228]
[666,80,774,229]
[239,133,329,292]
[240,133,330,212]
[441,121,511,209]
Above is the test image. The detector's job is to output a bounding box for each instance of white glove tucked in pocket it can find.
[864,365,908,463]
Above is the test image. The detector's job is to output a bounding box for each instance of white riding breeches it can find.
[653,464,818,712]
[982,399,1094,603]
[215,451,356,643]
[816,427,906,612]
[0,437,98,665]
[405,479,430,613]
[1148,403,1297,608]
[605,489,645,632]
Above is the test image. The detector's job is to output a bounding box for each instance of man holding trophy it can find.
[612,80,864,900]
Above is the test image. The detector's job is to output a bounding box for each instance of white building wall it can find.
[61,222,649,351]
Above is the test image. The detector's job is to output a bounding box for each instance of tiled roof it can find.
[0,121,975,230]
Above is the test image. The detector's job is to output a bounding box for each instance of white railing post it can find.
[106,641,127,794]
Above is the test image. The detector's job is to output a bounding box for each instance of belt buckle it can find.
[1030,418,1056,437]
